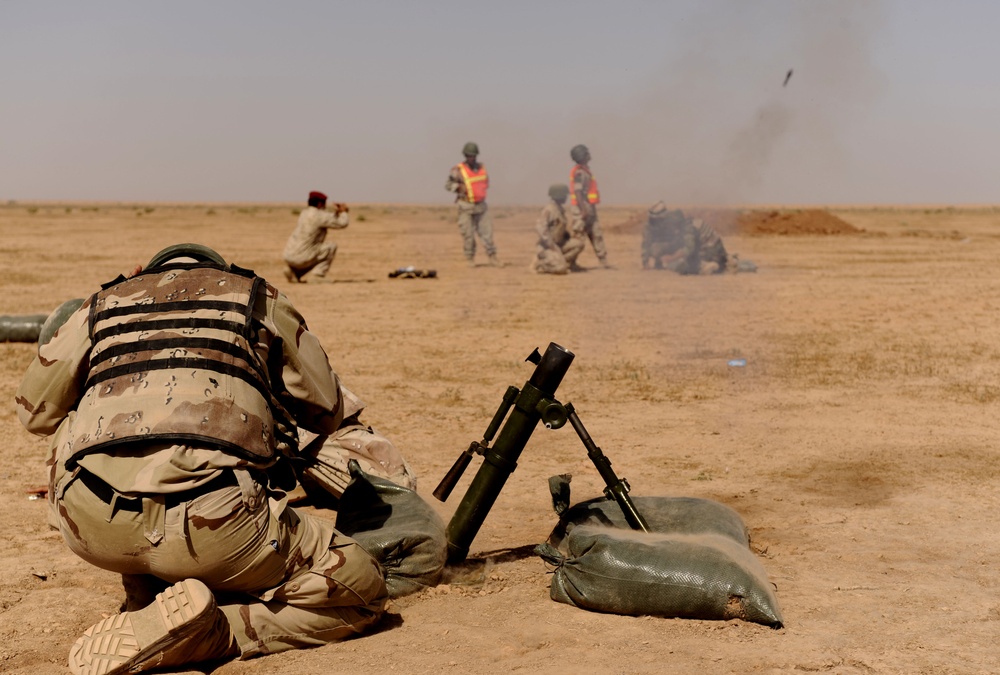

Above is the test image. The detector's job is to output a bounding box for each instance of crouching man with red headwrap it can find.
[283,190,350,283]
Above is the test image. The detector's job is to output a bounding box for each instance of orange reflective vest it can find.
[457,162,489,203]
[570,165,600,205]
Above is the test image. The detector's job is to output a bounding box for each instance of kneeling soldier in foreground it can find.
[15,244,387,674]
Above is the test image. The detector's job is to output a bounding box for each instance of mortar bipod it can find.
[563,402,650,533]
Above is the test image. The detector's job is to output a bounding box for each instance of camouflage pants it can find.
[532,237,585,275]
[55,468,387,661]
[456,200,497,260]
[569,206,608,263]
[700,239,728,273]
[287,242,337,279]
[648,240,727,275]
[646,241,694,272]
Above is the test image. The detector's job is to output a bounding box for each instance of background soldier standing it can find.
[445,142,500,267]
[531,183,585,275]
[642,201,728,274]
[569,144,610,268]
[283,190,350,283]
[16,244,387,674]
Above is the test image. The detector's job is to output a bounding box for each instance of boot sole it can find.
[69,579,215,675]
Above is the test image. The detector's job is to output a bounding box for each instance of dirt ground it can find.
[1,201,999,674]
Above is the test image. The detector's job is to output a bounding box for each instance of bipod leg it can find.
[433,386,520,502]
[564,403,650,532]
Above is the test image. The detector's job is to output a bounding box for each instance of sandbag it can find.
[0,314,48,343]
[335,460,447,597]
[536,493,784,628]
[548,492,751,548]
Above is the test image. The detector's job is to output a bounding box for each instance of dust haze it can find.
[441,1,886,207]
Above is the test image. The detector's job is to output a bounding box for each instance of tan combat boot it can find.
[488,254,502,267]
[69,578,236,675]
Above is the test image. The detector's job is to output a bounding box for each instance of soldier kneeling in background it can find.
[642,201,728,274]
[283,190,350,283]
[532,183,586,275]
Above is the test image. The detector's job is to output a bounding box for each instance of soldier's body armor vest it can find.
[648,209,688,243]
[570,165,600,206]
[68,263,285,463]
[457,162,489,203]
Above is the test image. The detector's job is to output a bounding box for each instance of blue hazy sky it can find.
[2,1,998,205]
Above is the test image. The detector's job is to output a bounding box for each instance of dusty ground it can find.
[1,201,1000,674]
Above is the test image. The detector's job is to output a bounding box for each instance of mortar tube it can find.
[445,343,574,563]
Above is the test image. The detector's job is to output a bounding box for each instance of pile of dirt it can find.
[608,208,860,237]
[736,209,863,236]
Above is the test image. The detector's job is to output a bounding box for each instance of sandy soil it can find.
[1,201,999,674]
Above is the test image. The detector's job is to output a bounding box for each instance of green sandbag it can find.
[335,460,447,597]
[548,492,751,549]
[0,314,48,343]
[536,493,784,628]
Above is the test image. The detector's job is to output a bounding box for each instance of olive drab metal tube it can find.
[444,343,575,563]
[432,385,520,502]
[565,403,650,533]
[0,314,48,343]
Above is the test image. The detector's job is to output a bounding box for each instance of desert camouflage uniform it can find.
[642,203,728,274]
[294,384,417,500]
[692,219,728,273]
[532,199,585,275]
[570,164,609,265]
[446,163,497,262]
[15,263,387,665]
[283,205,350,279]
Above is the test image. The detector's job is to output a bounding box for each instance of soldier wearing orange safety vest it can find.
[569,144,611,268]
[445,142,501,267]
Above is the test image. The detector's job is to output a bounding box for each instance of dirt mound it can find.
[737,209,863,236]
[608,208,859,237]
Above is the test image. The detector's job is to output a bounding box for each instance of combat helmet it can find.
[147,243,227,269]
[462,141,480,156]
[648,201,668,217]
[570,144,590,164]
[548,183,570,202]
[648,202,685,229]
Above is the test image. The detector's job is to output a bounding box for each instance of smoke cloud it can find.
[438,0,886,207]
